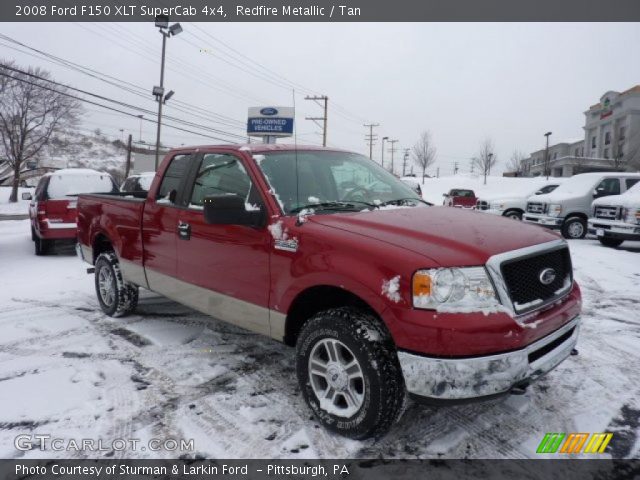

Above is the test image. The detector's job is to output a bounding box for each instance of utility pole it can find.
[469,158,474,174]
[454,161,459,175]
[388,139,399,174]
[402,148,410,176]
[125,134,133,179]
[305,95,328,147]
[364,123,380,159]
[381,136,389,168]
[544,131,552,180]
[137,115,144,142]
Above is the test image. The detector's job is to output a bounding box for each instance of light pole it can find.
[153,16,183,171]
[544,131,552,179]
[388,139,399,174]
[381,136,389,168]
[137,115,144,142]
[119,128,124,143]
[488,152,493,176]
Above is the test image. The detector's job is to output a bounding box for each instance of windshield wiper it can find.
[290,201,371,213]
[375,197,432,207]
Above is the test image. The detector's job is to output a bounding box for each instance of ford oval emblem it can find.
[260,107,278,116]
[539,268,556,285]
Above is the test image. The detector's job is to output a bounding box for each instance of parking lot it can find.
[1,217,639,459]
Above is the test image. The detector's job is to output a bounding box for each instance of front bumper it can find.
[588,219,640,241]
[398,315,580,400]
[523,213,563,229]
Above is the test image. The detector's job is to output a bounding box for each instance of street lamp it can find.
[388,139,399,174]
[153,16,183,171]
[381,136,389,168]
[544,131,552,180]
[488,152,493,176]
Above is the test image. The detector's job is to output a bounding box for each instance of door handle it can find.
[177,221,191,240]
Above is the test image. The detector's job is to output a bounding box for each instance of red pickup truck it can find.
[77,145,581,439]
[443,188,478,208]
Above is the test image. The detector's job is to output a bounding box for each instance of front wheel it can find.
[503,209,523,220]
[94,252,138,317]
[561,217,587,239]
[296,307,405,439]
[598,237,624,247]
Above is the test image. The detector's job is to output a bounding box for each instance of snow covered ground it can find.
[0,216,639,460]
[0,187,33,216]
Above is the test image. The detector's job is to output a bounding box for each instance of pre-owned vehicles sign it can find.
[247,106,294,137]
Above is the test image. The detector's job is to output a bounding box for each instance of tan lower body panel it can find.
[139,268,285,342]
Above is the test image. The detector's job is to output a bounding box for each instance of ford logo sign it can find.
[260,107,278,116]
[539,268,556,285]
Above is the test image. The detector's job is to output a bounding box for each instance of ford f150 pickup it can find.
[443,189,477,208]
[77,144,582,439]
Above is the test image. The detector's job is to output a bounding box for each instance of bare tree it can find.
[472,138,497,185]
[0,61,81,202]
[411,131,437,179]
[506,150,527,176]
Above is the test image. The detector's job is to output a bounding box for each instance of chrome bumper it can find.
[523,214,563,228]
[398,316,580,400]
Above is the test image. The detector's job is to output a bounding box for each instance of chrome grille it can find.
[594,205,619,220]
[476,200,489,211]
[527,202,546,214]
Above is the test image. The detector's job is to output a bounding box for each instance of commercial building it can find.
[523,85,640,177]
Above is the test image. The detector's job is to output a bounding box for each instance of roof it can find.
[589,84,640,110]
[45,168,107,177]
[573,171,640,178]
[167,144,350,155]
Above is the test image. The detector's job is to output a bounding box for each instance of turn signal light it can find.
[412,271,432,298]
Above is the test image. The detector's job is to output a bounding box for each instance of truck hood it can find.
[593,191,640,208]
[526,192,579,204]
[309,206,561,267]
[479,194,525,203]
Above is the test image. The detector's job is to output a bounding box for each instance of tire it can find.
[94,252,138,317]
[503,209,523,220]
[34,236,50,256]
[598,237,624,248]
[296,307,405,439]
[561,217,587,239]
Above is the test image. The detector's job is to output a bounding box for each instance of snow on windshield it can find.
[47,171,114,198]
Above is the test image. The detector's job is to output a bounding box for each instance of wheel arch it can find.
[283,285,389,347]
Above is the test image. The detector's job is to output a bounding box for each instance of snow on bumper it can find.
[398,315,580,400]
[523,214,563,228]
[588,218,640,240]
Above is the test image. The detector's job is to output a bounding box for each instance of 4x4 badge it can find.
[539,268,556,285]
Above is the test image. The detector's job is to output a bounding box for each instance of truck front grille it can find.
[527,202,546,214]
[476,200,489,210]
[594,205,619,220]
[500,246,572,313]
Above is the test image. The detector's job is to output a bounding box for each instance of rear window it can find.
[46,172,116,199]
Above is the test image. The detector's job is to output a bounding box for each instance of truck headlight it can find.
[548,204,562,217]
[623,207,640,224]
[412,267,500,310]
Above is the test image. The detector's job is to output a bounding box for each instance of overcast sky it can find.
[1,22,639,175]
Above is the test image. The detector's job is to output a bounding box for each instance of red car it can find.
[27,168,117,255]
[77,145,581,439]
[443,188,478,208]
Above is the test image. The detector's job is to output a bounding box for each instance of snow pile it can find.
[308,196,320,204]
[296,208,315,224]
[252,154,266,165]
[0,187,33,215]
[381,275,402,303]
[268,220,288,240]
[244,203,261,212]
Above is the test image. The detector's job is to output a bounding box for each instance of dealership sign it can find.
[247,106,294,137]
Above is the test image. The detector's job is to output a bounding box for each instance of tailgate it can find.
[43,198,77,226]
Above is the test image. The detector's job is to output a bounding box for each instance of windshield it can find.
[255,150,422,214]
[47,172,116,199]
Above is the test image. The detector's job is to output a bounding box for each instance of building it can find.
[523,85,640,177]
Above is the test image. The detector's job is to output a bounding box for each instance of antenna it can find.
[293,88,299,211]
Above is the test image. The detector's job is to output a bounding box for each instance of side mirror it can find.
[203,195,265,227]
[534,190,543,195]
[21,192,33,201]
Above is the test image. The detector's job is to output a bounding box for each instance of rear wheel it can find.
[503,209,523,220]
[94,252,138,317]
[598,237,624,248]
[561,217,587,239]
[34,236,51,256]
[296,307,405,439]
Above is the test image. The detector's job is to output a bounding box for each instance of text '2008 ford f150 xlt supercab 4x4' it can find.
[77,144,582,439]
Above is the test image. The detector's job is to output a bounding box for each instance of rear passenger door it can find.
[142,153,193,291]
